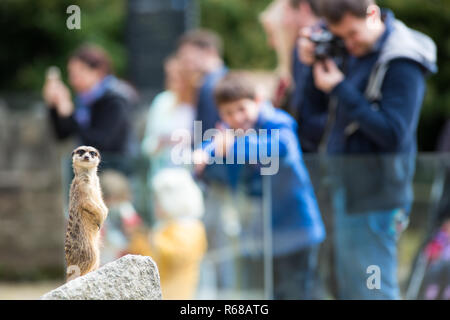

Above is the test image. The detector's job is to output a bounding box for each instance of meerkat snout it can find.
[72,146,101,170]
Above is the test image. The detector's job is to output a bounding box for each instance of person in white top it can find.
[141,54,201,180]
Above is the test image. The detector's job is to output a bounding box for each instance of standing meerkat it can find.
[65,146,108,282]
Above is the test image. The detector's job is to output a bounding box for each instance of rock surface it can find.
[40,255,162,300]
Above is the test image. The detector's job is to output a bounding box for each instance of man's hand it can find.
[313,59,344,93]
[298,27,316,66]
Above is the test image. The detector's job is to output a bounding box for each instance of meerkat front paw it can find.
[101,204,108,219]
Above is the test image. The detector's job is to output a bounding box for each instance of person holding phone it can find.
[42,44,138,175]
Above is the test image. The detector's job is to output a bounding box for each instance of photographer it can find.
[298,0,437,299]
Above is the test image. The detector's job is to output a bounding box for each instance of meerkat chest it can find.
[78,178,101,200]
[85,183,101,199]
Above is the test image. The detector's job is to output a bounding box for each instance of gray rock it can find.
[40,255,162,300]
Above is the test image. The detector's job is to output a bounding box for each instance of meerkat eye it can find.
[89,151,97,157]
[77,149,86,156]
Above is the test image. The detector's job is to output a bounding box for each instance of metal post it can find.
[262,175,273,300]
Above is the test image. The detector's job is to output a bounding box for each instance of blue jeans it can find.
[333,188,409,299]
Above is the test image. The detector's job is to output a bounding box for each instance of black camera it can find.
[309,30,346,61]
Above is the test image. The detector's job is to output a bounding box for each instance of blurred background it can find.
[0,0,449,299]
[1,0,449,147]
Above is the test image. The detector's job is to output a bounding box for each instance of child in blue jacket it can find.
[194,72,325,299]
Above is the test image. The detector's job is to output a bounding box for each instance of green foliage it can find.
[0,0,126,91]
[199,0,276,70]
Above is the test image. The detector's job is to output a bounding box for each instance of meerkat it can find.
[65,146,108,282]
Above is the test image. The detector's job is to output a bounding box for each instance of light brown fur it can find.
[65,146,108,282]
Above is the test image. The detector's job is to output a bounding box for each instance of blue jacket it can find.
[199,102,326,256]
[310,10,438,213]
[195,66,228,138]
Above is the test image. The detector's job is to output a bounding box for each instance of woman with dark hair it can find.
[43,44,138,175]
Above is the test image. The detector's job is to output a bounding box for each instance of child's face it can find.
[218,98,260,131]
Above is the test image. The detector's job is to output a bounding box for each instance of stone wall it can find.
[0,96,67,279]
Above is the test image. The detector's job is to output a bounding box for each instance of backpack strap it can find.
[365,61,389,102]
[318,96,338,154]
[319,61,390,152]
[341,61,390,138]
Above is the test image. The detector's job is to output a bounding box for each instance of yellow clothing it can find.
[127,230,153,257]
[142,219,207,300]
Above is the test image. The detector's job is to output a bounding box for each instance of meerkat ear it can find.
[71,151,75,157]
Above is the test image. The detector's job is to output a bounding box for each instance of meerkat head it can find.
[72,146,101,171]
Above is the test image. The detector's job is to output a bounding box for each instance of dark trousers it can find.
[273,245,322,300]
